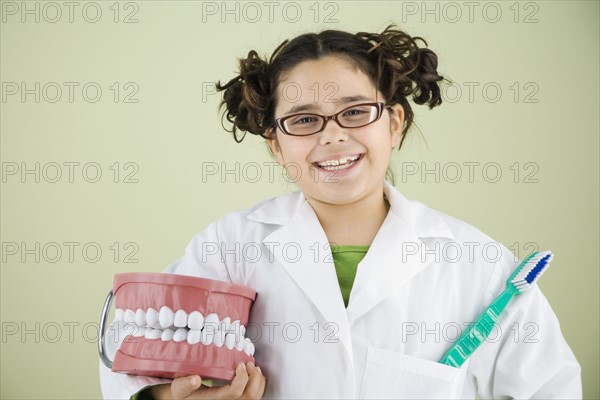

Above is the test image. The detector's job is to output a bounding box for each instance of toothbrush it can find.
[439,250,554,368]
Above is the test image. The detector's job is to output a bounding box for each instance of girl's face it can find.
[268,55,404,207]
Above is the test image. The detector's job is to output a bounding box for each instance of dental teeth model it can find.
[113,309,255,357]
[99,272,257,381]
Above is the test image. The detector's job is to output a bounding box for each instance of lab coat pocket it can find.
[358,346,469,399]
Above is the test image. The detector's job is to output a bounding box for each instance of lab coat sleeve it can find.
[99,221,231,399]
[469,249,582,399]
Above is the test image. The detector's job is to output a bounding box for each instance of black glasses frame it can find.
[274,102,391,136]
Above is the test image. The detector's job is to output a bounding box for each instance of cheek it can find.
[274,147,285,165]
[280,138,313,162]
[365,128,393,152]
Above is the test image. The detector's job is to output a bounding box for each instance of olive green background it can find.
[1,1,598,398]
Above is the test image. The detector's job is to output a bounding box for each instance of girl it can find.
[100,25,581,399]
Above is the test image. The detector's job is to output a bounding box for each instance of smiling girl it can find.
[100,24,581,399]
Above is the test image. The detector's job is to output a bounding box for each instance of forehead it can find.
[275,56,377,107]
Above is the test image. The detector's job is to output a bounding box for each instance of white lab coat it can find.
[100,180,581,399]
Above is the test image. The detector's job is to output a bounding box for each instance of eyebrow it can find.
[283,95,374,115]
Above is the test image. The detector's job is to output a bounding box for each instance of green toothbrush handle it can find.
[439,286,518,367]
[438,252,538,368]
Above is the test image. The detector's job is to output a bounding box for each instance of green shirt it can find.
[331,245,370,308]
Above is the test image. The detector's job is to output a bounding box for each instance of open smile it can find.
[312,153,364,172]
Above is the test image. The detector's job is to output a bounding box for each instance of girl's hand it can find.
[149,362,266,399]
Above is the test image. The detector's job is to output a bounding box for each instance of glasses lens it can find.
[338,104,379,127]
[283,114,323,136]
[281,103,381,135]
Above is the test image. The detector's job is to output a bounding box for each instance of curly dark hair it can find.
[215,24,445,150]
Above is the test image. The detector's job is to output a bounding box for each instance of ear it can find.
[266,128,285,166]
[388,104,405,148]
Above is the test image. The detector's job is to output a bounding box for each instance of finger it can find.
[224,362,249,398]
[242,363,262,398]
[256,367,266,398]
[171,375,202,399]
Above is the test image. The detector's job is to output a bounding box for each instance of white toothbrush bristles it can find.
[511,251,554,292]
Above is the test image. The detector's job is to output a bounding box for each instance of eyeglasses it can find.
[274,102,391,136]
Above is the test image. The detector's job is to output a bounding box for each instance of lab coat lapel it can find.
[346,181,455,324]
[259,196,354,362]
[345,210,423,323]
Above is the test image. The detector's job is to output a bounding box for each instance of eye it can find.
[289,115,319,125]
[342,107,369,118]
[344,109,365,115]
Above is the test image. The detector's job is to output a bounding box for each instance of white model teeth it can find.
[124,309,135,324]
[161,328,175,341]
[201,329,214,345]
[174,310,188,328]
[146,308,160,329]
[213,330,225,347]
[145,328,162,340]
[135,309,146,327]
[220,317,231,332]
[230,320,242,341]
[188,311,204,330]
[159,306,175,329]
[187,329,202,345]
[243,338,255,356]
[173,328,187,342]
[204,313,220,331]
[132,326,145,337]
[317,154,360,168]
[235,336,245,351]
[114,307,253,355]
[225,333,236,350]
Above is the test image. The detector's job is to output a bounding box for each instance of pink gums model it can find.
[99,273,257,381]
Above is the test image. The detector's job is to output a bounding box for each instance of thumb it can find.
[171,375,202,399]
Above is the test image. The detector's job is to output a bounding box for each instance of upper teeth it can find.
[114,307,255,355]
[317,155,360,167]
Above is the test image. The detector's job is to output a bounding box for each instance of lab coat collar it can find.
[382,180,454,240]
[247,180,454,241]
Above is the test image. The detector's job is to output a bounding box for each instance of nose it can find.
[318,118,349,145]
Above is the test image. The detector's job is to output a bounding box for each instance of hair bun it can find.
[216,50,271,142]
[359,25,444,110]
[409,47,443,109]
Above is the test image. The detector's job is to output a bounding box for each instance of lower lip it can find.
[313,154,364,178]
